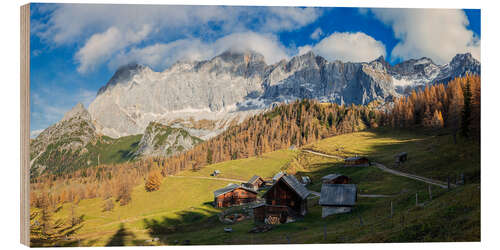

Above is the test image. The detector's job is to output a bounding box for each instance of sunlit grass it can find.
[47,128,480,245]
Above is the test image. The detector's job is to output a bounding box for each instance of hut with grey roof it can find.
[248,175,265,190]
[272,171,285,182]
[213,183,258,208]
[321,174,350,184]
[253,174,311,224]
[319,184,357,218]
[263,174,310,216]
[344,156,370,167]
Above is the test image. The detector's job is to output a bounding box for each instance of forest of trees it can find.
[30,99,385,211]
[29,75,480,244]
[389,74,480,140]
[156,99,386,176]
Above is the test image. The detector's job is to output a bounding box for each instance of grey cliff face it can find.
[133,122,203,158]
[87,50,480,140]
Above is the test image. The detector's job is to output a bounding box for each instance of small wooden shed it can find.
[344,156,370,167]
[252,203,295,224]
[248,175,265,190]
[262,174,310,216]
[395,152,408,164]
[214,183,258,208]
[319,184,357,218]
[321,174,350,184]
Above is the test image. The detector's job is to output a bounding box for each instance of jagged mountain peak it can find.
[97,63,149,96]
[61,102,91,122]
[449,52,480,67]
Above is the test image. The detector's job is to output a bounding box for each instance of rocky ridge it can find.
[88,50,480,139]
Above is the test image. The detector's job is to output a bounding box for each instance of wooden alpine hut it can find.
[319,184,357,218]
[253,174,311,224]
[213,183,258,208]
[248,175,265,190]
[263,174,310,216]
[321,174,350,184]
[344,156,370,167]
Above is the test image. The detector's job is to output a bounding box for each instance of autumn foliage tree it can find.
[145,170,163,192]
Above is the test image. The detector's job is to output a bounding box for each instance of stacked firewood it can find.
[265,216,281,225]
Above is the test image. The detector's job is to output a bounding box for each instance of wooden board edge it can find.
[20,3,30,247]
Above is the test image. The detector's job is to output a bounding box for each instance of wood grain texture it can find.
[20,3,30,246]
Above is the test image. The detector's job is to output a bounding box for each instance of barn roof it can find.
[345,156,368,161]
[319,184,357,206]
[248,175,263,184]
[273,171,285,181]
[214,183,257,197]
[321,174,345,181]
[265,174,311,200]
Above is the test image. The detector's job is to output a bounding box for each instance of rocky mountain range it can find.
[88,50,480,140]
[31,50,480,175]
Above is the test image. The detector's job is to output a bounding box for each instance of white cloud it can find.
[109,32,289,70]
[33,4,323,73]
[301,32,386,63]
[75,25,152,73]
[310,28,324,40]
[263,7,323,32]
[367,8,480,64]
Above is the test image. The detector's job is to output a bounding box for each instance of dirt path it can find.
[302,149,454,189]
[303,149,344,160]
[168,175,246,183]
[371,162,454,189]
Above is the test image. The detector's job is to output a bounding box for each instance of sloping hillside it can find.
[44,128,479,246]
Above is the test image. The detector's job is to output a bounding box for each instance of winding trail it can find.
[303,149,454,189]
[302,149,344,160]
[168,175,246,183]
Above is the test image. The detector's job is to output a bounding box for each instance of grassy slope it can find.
[305,128,480,183]
[53,150,298,246]
[51,128,480,246]
[83,134,143,167]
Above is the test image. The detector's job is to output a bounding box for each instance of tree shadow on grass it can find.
[143,207,219,245]
[105,223,137,246]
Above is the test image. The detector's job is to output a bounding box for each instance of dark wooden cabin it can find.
[214,183,257,208]
[253,174,310,224]
[248,175,265,190]
[262,174,310,216]
[344,156,370,167]
[321,174,350,184]
[395,152,408,165]
[319,184,357,218]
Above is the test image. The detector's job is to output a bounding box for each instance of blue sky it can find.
[29,4,480,137]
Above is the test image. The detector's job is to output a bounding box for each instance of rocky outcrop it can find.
[133,122,203,157]
[30,103,100,176]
